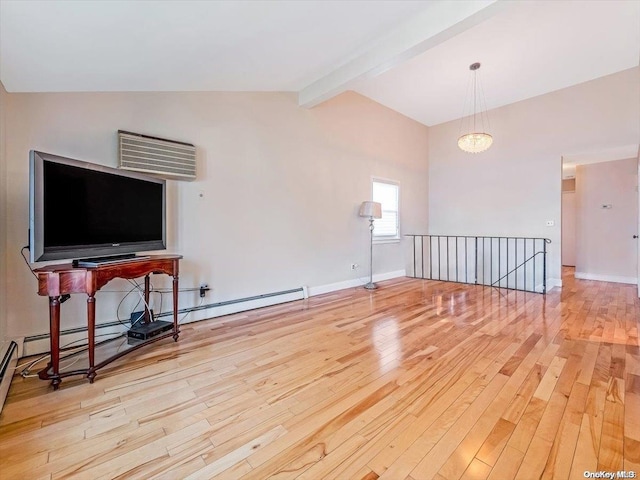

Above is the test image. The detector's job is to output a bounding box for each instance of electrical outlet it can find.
[199,284,209,297]
[350,263,359,270]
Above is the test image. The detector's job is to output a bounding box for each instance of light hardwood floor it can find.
[1,269,639,479]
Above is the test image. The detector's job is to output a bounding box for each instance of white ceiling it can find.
[0,0,432,92]
[1,0,639,127]
[353,0,640,125]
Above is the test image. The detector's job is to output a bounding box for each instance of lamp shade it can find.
[359,201,382,219]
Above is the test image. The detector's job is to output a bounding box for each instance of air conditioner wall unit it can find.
[118,130,196,181]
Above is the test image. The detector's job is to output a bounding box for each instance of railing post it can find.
[438,236,442,281]
[543,239,547,294]
[498,237,501,289]
[533,240,536,293]
[474,237,478,285]
[524,238,527,292]
[421,236,425,279]
[412,235,416,278]
[429,236,433,280]
[446,236,450,281]
[455,237,459,283]
[464,238,468,284]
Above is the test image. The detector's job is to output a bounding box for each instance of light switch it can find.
[546,220,554,227]
[601,204,612,209]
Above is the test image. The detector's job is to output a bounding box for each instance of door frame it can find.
[637,144,640,297]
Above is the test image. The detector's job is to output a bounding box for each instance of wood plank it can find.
[540,382,588,479]
[532,356,567,402]
[460,458,492,480]
[184,425,287,479]
[597,379,625,472]
[487,445,524,480]
[624,436,640,474]
[569,413,599,479]
[475,418,516,467]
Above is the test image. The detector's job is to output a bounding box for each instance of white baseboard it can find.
[547,278,563,290]
[0,338,22,413]
[534,279,561,293]
[574,272,637,285]
[181,290,305,324]
[307,270,406,297]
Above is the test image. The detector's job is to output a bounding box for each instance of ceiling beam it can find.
[298,0,507,108]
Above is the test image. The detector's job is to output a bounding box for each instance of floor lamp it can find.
[359,201,382,290]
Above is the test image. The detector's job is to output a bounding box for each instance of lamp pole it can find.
[358,201,381,290]
[364,216,376,290]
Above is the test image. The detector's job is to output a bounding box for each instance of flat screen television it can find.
[29,150,166,263]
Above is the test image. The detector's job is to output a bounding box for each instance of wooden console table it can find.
[34,255,182,389]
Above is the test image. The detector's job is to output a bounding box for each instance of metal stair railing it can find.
[405,235,551,294]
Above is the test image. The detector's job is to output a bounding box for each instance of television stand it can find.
[33,255,182,389]
[72,253,151,267]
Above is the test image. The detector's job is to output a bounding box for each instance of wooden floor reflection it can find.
[1,268,639,479]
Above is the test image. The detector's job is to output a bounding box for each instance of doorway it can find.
[561,179,576,267]
[561,153,638,285]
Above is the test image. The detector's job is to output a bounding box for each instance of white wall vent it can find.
[118,130,196,180]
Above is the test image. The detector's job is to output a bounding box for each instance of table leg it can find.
[87,295,96,383]
[48,296,61,390]
[173,274,179,341]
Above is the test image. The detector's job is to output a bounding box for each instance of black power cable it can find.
[20,246,37,279]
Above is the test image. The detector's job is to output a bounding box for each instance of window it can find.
[372,179,399,241]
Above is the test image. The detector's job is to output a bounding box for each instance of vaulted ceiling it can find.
[1,0,638,126]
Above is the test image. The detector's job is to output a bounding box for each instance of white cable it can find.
[16,332,125,377]
[58,355,82,371]
[116,283,142,326]
[126,279,155,327]
[14,353,49,372]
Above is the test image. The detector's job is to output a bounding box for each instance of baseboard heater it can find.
[0,341,19,413]
[23,287,305,346]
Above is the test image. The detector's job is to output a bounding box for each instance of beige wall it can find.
[4,90,429,342]
[0,81,6,344]
[428,67,640,287]
[575,158,638,283]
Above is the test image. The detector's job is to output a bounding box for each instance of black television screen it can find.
[29,151,166,262]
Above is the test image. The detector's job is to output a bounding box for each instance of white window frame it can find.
[372,177,400,244]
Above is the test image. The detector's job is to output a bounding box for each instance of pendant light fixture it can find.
[458,62,493,153]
